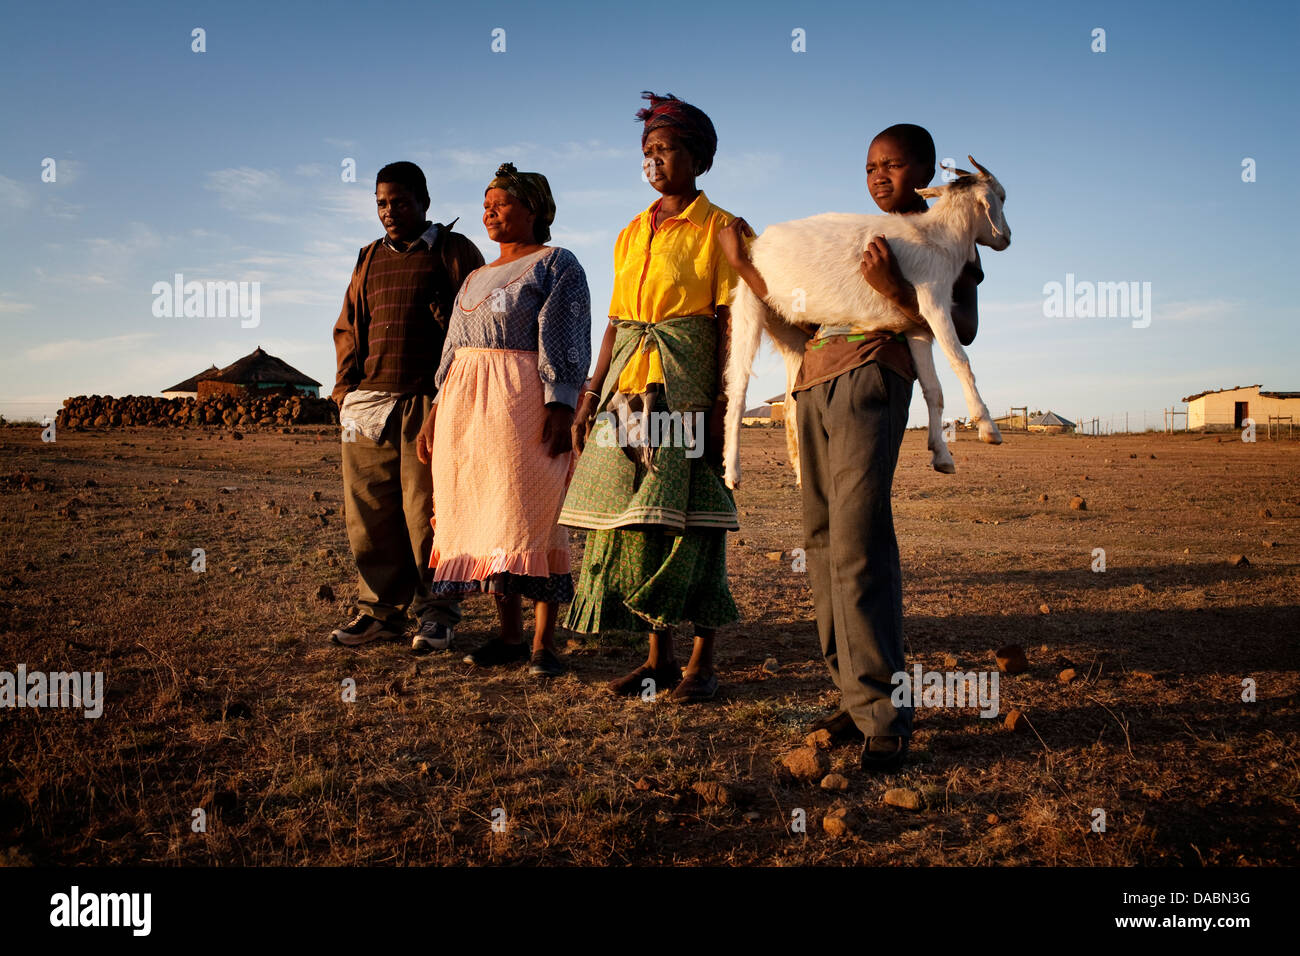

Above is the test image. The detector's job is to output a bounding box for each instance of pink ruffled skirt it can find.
[429,348,575,600]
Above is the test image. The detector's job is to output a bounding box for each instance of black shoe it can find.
[330,613,401,647]
[529,648,565,678]
[807,709,866,745]
[411,618,454,654]
[860,735,909,773]
[463,638,529,667]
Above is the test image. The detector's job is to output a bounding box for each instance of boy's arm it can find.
[862,241,983,345]
[950,251,983,346]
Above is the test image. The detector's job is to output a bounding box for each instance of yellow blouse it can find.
[610,191,740,393]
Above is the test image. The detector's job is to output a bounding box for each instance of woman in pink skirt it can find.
[415,163,591,677]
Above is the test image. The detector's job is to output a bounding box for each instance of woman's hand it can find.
[571,391,600,454]
[542,403,575,457]
[860,237,926,330]
[717,217,755,270]
[415,404,437,464]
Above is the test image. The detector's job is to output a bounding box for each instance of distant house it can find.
[162,348,321,401]
[161,364,220,400]
[994,410,1028,431]
[1181,384,1300,431]
[1028,411,1075,434]
[763,393,787,423]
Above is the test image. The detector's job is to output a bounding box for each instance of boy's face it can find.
[375,182,428,242]
[866,135,932,213]
[642,127,695,195]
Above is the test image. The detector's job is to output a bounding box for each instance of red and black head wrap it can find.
[636,91,718,176]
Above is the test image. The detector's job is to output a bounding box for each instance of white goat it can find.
[722,156,1011,489]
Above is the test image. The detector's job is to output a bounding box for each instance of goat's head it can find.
[916,155,1010,251]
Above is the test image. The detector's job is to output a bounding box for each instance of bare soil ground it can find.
[1,424,1297,865]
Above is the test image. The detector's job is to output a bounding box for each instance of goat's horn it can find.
[967,155,992,178]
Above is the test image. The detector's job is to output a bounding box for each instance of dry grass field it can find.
[1,422,1297,865]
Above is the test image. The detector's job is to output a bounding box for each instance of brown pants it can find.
[341,393,461,628]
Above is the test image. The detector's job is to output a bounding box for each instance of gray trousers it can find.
[341,393,462,628]
[796,361,912,738]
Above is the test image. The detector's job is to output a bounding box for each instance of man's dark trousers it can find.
[796,360,913,738]
[341,393,461,630]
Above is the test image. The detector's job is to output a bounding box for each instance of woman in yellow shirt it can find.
[559,91,741,703]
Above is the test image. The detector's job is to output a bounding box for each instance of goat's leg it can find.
[781,349,803,486]
[722,282,770,489]
[766,315,812,487]
[905,332,955,473]
[914,284,1002,445]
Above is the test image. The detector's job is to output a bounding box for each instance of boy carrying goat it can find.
[716,124,1006,772]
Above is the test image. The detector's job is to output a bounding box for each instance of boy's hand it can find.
[542,403,575,457]
[717,218,755,269]
[861,237,926,330]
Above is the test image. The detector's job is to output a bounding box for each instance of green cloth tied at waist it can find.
[603,314,718,413]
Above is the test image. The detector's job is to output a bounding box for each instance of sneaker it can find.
[859,735,909,773]
[330,613,401,647]
[463,637,530,668]
[529,648,565,678]
[411,617,454,654]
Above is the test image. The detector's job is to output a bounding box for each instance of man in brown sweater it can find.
[330,161,485,652]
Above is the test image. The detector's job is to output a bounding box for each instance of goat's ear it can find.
[978,195,1003,238]
[915,186,944,200]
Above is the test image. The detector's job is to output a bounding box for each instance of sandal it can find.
[669,670,719,703]
[607,662,682,697]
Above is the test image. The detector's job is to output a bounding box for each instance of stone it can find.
[1037,493,1048,502]
[995,644,1028,674]
[1229,554,1250,568]
[761,657,780,674]
[1004,708,1029,732]
[316,584,335,602]
[820,773,850,791]
[1069,495,1087,510]
[1260,508,1272,518]
[782,747,830,783]
[1039,603,1051,615]
[692,781,732,806]
[1262,540,1275,548]
[1059,668,1077,684]
[822,806,858,838]
[764,550,783,562]
[804,728,834,750]
[883,788,923,810]
[987,813,1000,824]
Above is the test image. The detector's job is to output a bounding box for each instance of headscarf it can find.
[485,163,556,242]
[636,91,717,175]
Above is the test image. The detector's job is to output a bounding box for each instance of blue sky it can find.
[1,0,1296,429]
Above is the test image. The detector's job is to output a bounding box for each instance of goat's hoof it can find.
[979,422,1003,445]
[932,458,957,474]
[724,469,740,490]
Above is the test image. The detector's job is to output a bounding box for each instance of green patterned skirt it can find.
[560,393,738,634]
